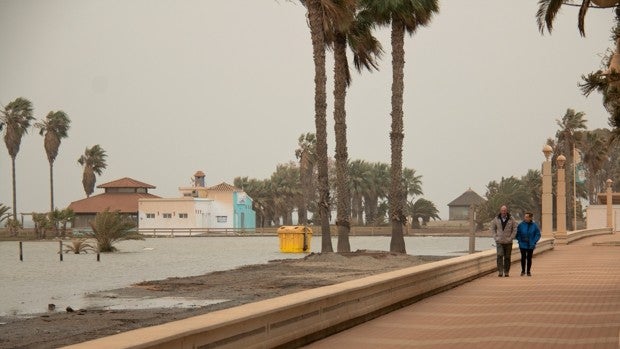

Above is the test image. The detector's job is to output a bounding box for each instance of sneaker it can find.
[527,272,532,277]
[520,272,525,276]
[498,273,503,277]
[504,273,509,277]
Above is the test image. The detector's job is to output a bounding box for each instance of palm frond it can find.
[578,0,591,36]
[536,0,569,34]
[579,70,608,96]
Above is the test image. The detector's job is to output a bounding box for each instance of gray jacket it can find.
[490,214,517,244]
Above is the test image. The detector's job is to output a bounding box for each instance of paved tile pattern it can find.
[304,234,620,349]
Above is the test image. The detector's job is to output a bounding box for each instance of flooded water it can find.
[0,235,493,317]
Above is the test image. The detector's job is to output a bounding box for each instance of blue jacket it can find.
[516,220,541,250]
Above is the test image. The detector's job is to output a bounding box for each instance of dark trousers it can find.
[520,248,534,273]
[496,243,513,275]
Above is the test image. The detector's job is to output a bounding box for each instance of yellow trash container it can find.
[277,226,312,253]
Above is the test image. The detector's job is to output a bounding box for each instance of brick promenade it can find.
[304,233,620,349]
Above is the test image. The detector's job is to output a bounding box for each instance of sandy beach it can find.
[0,250,447,349]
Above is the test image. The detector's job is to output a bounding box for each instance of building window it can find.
[163,213,172,219]
[179,213,188,219]
[216,216,227,223]
[146,213,155,219]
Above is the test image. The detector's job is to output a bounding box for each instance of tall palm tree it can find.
[556,108,588,230]
[294,132,317,225]
[304,0,333,252]
[580,130,608,202]
[536,0,618,37]
[77,145,107,197]
[331,1,383,252]
[360,0,439,253]
[1,97,34,219]
[35,111,71,212]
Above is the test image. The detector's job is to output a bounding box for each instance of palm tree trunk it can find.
[307,0,333,252]
[49,161,55,212]
[298,152,311,224]
[389,18,406,253]
[11,156,17,220]
[334,33,351,252]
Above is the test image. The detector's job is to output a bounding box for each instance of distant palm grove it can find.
[3,1,620,256]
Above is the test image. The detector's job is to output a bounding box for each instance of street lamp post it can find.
[556,154,567,244]
[541,145,553,238]
[606,179,613,230]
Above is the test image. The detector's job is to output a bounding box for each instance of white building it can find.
[138,171,256,231]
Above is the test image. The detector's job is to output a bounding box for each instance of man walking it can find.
[490,205,517,277]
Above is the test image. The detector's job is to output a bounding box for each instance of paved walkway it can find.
[304,233,620,349]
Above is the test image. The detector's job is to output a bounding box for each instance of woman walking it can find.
[516,212,541,276]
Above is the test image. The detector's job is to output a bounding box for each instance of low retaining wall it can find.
[62,236,562,349]
[566,227,613,244]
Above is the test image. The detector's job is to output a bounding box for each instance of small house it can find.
[447,188,486,221]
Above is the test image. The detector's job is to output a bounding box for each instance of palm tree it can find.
[1,97,34,220]
[35,111,71,212]
[363,162,390,226]
[520,169,543,222]
[270,162,302,225]
[476,177,531,226]
[402,167,423,199]
[580,19,620,142]
[348,159,372,225]
[331,2,383,252]
[536,0,618,37]
[556,108,588,230]
[88,208,142,252]
[63,238,96,254]
[303,0,333,252]
[234,176,272,227]
[581,130,608,203]
[294,133,317,225]
[77,145,108,197]
[361,0,439,253]
[407,197,439,228]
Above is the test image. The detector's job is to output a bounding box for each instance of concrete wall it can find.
[138,198,212,229]
[585,205,620,231]
[62,229,611,349]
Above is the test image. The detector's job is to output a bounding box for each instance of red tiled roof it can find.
[68,192,161,214]
[207,182,241,192]
[97,177,156,189]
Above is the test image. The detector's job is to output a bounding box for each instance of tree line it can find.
[234,133,440,231]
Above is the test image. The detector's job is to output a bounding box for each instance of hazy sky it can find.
[0,1,616,220]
